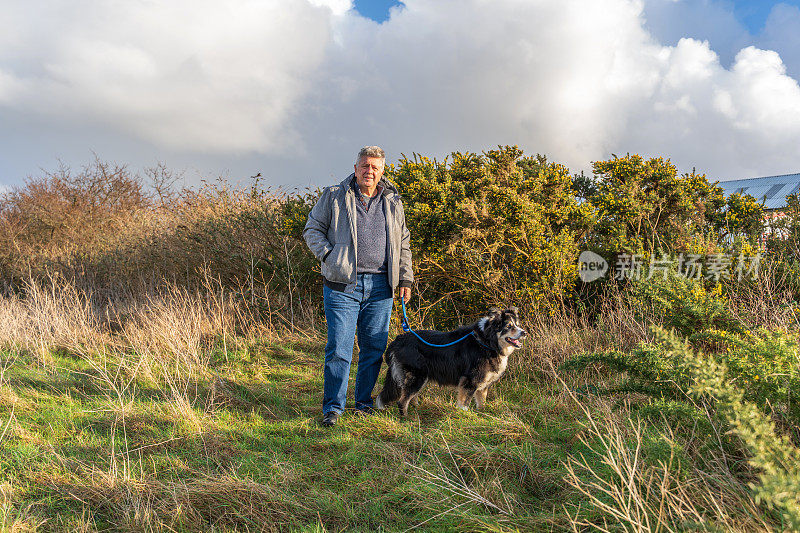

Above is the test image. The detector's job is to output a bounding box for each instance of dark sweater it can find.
[353,183,388,274]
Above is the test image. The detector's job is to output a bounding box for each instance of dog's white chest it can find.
[495,355,508,376]
[480,355,509,389]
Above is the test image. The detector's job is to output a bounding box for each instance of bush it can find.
[582,154,763,256]
[627,268,743,336]
[387,146,592,326]
[0,159,151,287]
[563,270,800,423]
[564,327,800,529]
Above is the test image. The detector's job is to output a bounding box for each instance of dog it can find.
[375,307,526,415]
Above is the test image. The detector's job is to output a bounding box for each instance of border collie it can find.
[375,307,526,415]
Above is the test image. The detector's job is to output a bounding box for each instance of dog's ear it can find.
[507,306,519,320]
[479,308,502,333]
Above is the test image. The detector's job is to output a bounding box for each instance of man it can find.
[303,146,413,427]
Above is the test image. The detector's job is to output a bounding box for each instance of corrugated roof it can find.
[717,172,800,210]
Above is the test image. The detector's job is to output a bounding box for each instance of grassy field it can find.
[0,277,793,532]
[1,330,596,532]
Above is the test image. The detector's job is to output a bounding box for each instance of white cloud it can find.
[617,38,800,178]
[0,0,335,154]
[308,0,800,178]
[308,0,353,16]
[1,0,800,187]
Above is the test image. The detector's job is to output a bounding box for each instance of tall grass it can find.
[563,398,772,532]
[0,274,109,362]
[0,160,320,333]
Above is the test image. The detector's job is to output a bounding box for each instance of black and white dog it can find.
[375,307,526,415]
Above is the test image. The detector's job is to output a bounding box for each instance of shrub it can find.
[666,328,800,530]
[387,146,592,325]
[582,154,763,256]
[627,268,743,336]
[564,328,800,530]
[584,155,726,255]
[562,326,800,427]
[0,159,151,286]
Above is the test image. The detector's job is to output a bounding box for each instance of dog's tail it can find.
[375,348,402,410]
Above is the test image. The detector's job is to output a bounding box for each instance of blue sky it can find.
[642,0,800,76]
[1,0,800,191]
[353,1,800,34]
[353,0,403,23]
[734,0,800,32]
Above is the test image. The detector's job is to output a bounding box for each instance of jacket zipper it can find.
[345,186,358,284]
[385,195,395,286]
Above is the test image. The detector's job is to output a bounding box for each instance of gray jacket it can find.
[303,174,413,289]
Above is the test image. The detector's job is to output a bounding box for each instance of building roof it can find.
[717,172,800,210]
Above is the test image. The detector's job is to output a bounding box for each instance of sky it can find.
[1,0,800,193]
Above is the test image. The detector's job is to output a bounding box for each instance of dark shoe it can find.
[320,411,340,427]
[353,407,376,417]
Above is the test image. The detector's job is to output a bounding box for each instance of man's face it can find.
[354,156,385,193]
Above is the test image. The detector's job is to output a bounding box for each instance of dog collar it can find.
[471,330,494,351]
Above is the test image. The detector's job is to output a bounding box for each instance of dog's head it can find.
[478,307,527,354]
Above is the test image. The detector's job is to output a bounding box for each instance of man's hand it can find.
[399,286,411,304]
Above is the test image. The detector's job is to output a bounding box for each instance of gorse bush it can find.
[564,268,800,423]
[563,326,800,530]
[562,327,800,424]
[387,146,592,325]
[582,154,763,255]
[627,268,744,336]
[665,328,800,530]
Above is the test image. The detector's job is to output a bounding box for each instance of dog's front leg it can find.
[398,392,411,416]
[456,377,477,411]
[474,388,488,410]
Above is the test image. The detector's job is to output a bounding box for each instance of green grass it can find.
[0,338,595,532]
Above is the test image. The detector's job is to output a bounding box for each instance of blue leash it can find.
[400,298,481,348]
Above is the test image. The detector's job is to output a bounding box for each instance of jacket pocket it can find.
[321,243,350,283]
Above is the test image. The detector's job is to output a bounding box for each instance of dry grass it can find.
[0,274,302,433]
[0,275,110,362]
[43,469,312,532]
[725,259,799,330]
[407,444,513,528]
[563,398,773,532]
[1,482,45,532]
[0,162,321,335]
[116,281,242,389]
[517,284,658,383]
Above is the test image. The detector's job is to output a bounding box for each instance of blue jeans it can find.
[323,273,394,414]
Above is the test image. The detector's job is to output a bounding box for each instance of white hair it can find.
[356,145,385,164]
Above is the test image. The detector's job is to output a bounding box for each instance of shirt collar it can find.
[352,179,383,202]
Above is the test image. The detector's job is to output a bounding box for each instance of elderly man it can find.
[303,146,413,427]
